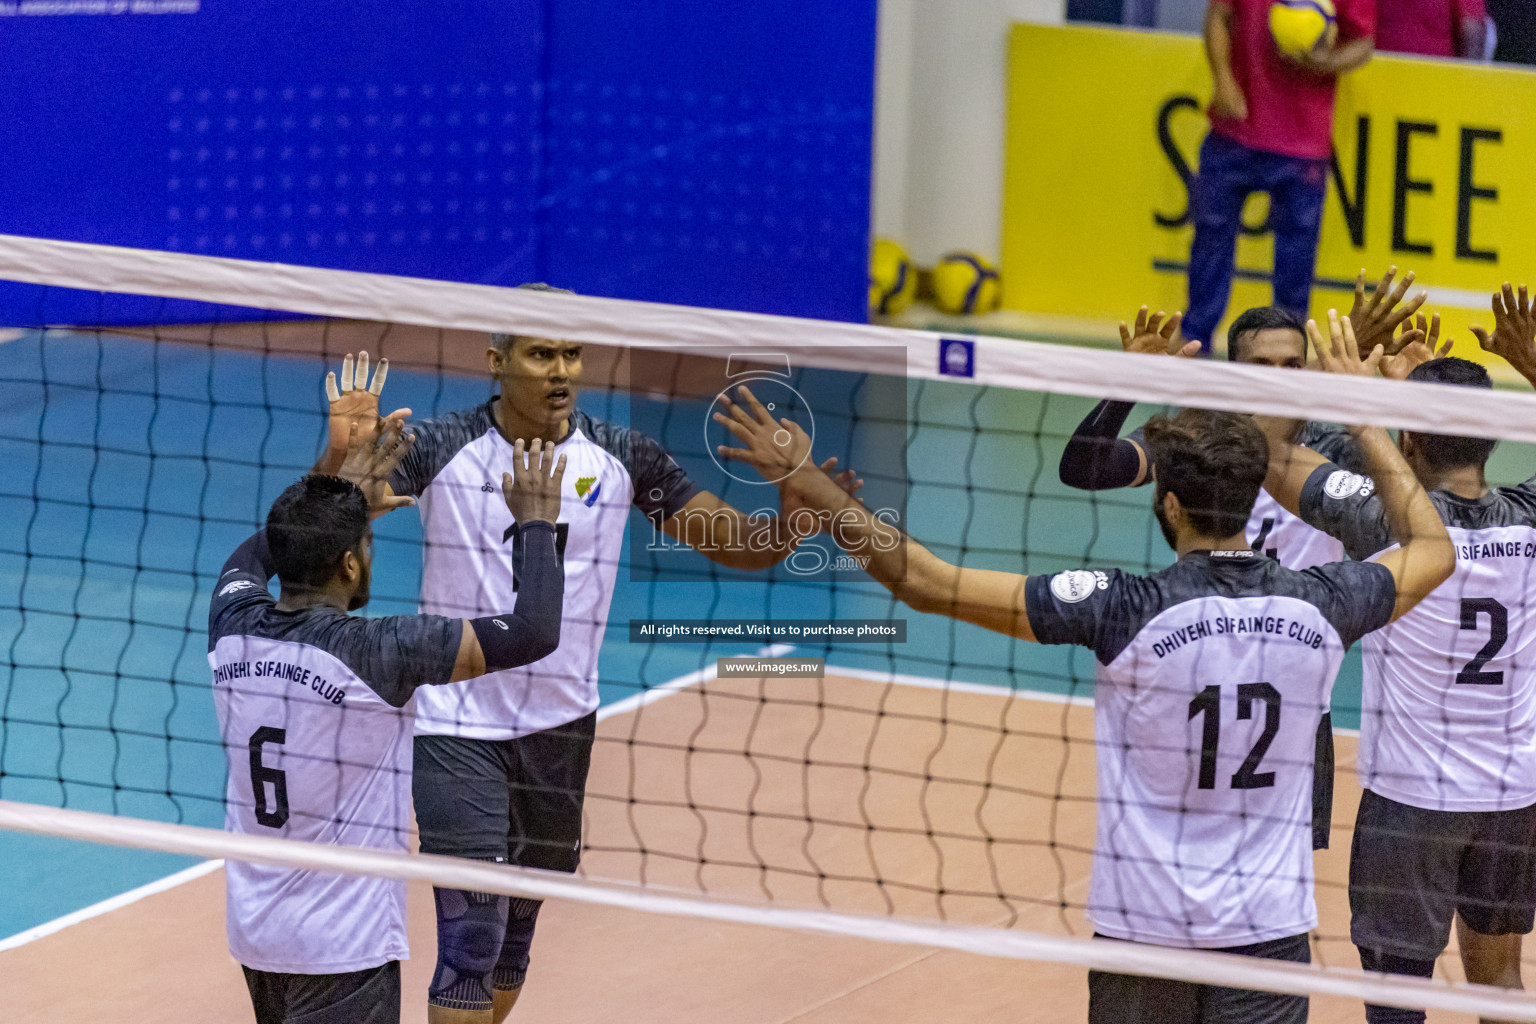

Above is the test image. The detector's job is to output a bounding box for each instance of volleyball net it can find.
[4,233,1536,1019]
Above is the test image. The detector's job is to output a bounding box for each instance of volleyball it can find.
[1269,0,1337,57]
[869,238,917,317]
[931,251,1001,315]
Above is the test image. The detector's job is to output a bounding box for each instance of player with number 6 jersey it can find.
[211,421,567,1024]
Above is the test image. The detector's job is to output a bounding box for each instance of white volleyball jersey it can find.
[208,567,461,973]
[1027,550,1396,947]
[1301,464,1536,811]
[391,403,697,740]
[1247,489,1345,571]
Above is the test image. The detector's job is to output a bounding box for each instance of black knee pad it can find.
[1359,948,1435,1024]
[429,888,509,1012]
[493,898,543,992]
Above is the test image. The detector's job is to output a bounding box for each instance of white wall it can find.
[872,0,1068,265]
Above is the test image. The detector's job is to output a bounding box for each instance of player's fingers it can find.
[818,457,838,472]
[1395,328,1425,351]
[1437,337,1454,358]
[1354,268,1367,309]
[1305,319,1328,365]
[1118,322,1132,348]
[1427,312,1441,344]
[1174,340,1201,358]
[1134,306,1149,336]
[1161,311,1183,340]
[711,410,755,443]
[369,358,389,396]
[356,352,369,393]
[734,384,775,426]
[1503,282,1517,318]
[325,372,341,404]
[1470,325,1492,351]
[1521,284,1531,318]
[1389,270,1414,306]
[513,437,527,473]
[340,353,355,392]
[551,452,568,485]
[1362,342,1385,376]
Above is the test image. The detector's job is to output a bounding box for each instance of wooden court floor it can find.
[0,671,1502,1022]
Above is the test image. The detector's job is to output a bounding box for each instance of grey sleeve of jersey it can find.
[339,614,465,708]
[1297,462,1393,561]
[207,571,275,651]
[1024,569,1137,664]
[627,430,700,521]
[389,410,484,498]
[1302,560,1397,647]
[1298,422,1365,475]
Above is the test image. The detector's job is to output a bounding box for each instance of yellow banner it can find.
[1002,23,1536,356]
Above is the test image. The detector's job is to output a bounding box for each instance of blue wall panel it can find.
[0,1,875,324]
[540,2,876,322]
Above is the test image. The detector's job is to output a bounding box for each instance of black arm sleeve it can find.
[219,530,276,582]
[469,521,565,671]
[1058,400,1145,491]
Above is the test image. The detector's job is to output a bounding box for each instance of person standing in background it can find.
[1377,0,1487,58]
[1184,0,1376,355]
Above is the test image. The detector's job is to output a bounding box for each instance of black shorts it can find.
[241,961,399,1024]
[413,712,597,872]
[1350,788,1536,959]
[1087,933,1309,1024]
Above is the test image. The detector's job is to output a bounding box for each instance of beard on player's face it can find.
[1153,488,1180,551]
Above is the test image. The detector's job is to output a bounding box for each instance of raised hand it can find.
[1348,267,1428,356]
[780,456,863,536]
[1380,313,1453,381]
[324,351,410,471]
[1119,307,1200,357]
[501,438,567,527]
[336,418,418,518]
[1470,283,1536,381]
[1309,309,1383,378]
[713,384,814,485]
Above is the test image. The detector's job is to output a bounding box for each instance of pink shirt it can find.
[1377,0,1484,58]
[1209,0,1378,161]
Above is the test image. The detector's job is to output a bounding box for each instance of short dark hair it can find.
[1226,306,1307,363]
[266,475,370,587]
[492,282,579,356]
[1404,357,1496,471]
[1143,409,1269,537]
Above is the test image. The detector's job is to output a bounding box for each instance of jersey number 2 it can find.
[248,726,290,828]
[1187,683,1281,790]
[1456,597,1509,685]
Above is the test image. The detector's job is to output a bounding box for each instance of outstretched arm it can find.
[661,458,863,572]
[447,438,568,682]
[1059,308,1195,490]
[715,386,1036,642]
[1278,313,1453,621]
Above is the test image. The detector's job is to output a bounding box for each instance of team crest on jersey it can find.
[218,579,257,597]
[1323,470,1374,500]
[575,475,601,507]
[1051,569,1108,604]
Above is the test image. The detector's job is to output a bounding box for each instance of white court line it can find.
[0,858,223,952]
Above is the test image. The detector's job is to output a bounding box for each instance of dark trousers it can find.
[1184,132,1329,351]
[1088,933,1310,1024]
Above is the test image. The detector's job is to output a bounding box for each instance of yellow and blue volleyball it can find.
[931,251,1001,316]
[869,238,917,317]
[1269,0,1337,57]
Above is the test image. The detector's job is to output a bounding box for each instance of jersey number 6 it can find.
[249,726,290,829]
[1187,683,1282,790]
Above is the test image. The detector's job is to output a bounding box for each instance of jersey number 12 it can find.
[1187,683,1281,790]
